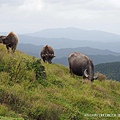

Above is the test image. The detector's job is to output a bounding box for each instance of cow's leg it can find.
[11,47,15,53]
[12,46,16,53]
[42,57,46,63]
[69,64,74,76]
[6,45,10,53]
[70,68,72,75]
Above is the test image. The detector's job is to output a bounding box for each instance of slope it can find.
[0,44,120,120]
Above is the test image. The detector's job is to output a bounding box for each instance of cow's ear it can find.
[42,54,45,57]
[53,55,55,58]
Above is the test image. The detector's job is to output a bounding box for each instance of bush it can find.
[32,59,46,80]
[98,73,107,81]
[0,54,46,84]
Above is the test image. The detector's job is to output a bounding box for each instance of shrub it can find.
[25,58,46,82]
[97,73,107,81]
[0,54,46,84]
[32,59,46,80]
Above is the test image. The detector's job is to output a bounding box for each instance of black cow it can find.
[68,52,98,82]
[40,45,55,63]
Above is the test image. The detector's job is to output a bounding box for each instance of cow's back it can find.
[46,45,54,54]
[68,52,88,66]
[68,52,90,76]
[41,45,54,54]
[7,32,18,45]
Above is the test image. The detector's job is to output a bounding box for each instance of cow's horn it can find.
[84,69,88,78]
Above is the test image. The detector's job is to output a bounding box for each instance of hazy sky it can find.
[0,0,120,34]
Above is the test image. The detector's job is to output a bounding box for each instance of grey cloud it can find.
[43,0,120,11]
[43,0,91,4]
[0,0,24,6]
[0,0,120,35]
[43,0,60,4]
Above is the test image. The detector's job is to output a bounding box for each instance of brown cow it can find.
[40,45,55,63]
[0,32,18,53]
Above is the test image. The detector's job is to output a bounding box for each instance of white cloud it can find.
[19,0,43,11]
[0,0,120,34]
[0,0,24,6]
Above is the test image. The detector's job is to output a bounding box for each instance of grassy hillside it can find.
[0,44,120,120]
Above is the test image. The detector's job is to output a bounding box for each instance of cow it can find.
[40,45,55,63]
[0,32,18,53]
[68,52,98,82]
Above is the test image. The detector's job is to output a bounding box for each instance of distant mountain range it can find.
[26,27,120,42]
[20,27,120,52]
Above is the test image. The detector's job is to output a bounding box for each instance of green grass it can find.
[0,44,120,120]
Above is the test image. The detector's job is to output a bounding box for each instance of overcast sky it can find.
[0,0,120,35]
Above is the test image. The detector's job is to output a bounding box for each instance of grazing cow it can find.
[40,45,55,63]
[68,52,98,82]
[0,32,18,53]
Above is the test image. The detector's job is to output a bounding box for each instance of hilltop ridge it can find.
[0,44,120,120]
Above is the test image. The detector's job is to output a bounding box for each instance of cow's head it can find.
[84,69,98,82]
[46,54,55,63]
[42,54,55,63]
[0,36,6,43]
